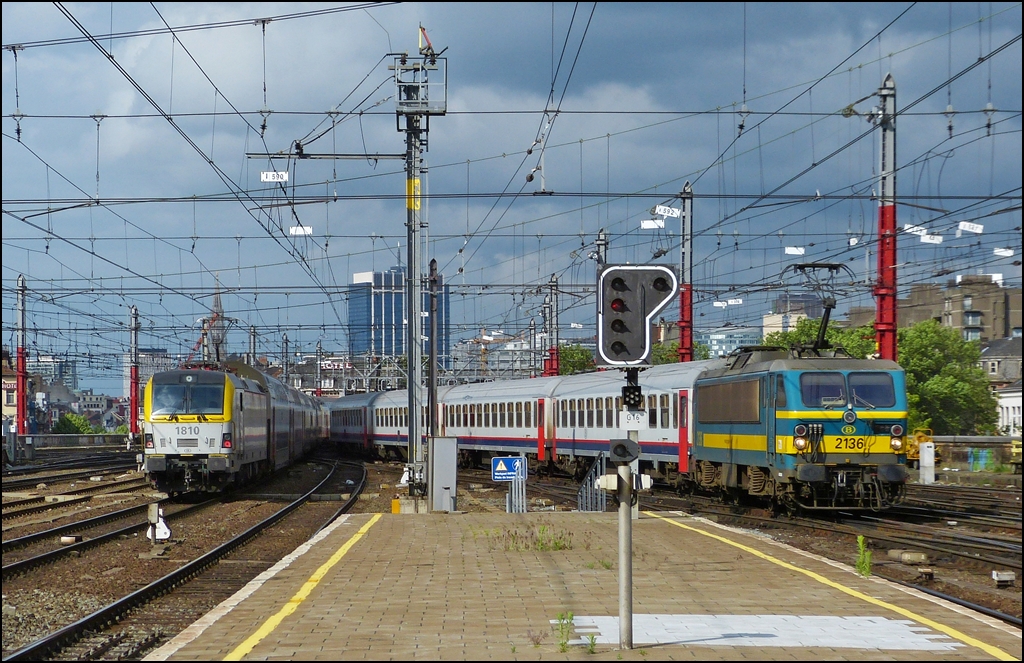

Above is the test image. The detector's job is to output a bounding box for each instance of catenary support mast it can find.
[16,275,27,435]
[874,74,898,362]
[392,29,447,496]
[677,183,694,362]
[130,306,140,439]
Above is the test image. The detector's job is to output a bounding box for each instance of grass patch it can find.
[555,611,574,652]
[855,534,872,577]
[486,523,576,551]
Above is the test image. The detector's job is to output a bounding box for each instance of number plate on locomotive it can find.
[831,437,869,451]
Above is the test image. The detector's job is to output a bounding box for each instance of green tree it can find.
[762,318,875,358]
[651,341,711,364]
[897,320,997,435]
[51,412,96,434]
[558,343,595,375]
[764,317,997,434]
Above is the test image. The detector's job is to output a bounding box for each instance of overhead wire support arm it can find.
[245,152,405,160]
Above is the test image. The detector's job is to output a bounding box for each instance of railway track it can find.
[1,464,139,492]
[3,459,368,662]
[1,477,151,522]
[2,499,214,580]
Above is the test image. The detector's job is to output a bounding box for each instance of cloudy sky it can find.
[3,2,1021,395]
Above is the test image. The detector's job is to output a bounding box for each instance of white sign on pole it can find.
[903,223,927,236]
[620,409,647,430]
[958,221,984,234]
[261,171,289,182]
[713,301,728,308]
[640,219,665,229]
[655,205,681,218]
[994,248,1015,257]
[727,298,743,306]
[289,226,312,235]
[920,234,943,244]
[784,246,805,255]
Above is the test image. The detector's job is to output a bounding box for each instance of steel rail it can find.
[1,478,149,512]
[2,461,340,661]
[878,573,1023,628]
[2,499,159,554]
[1,499,215,580]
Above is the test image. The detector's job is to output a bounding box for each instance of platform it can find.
[145,511,1022,661]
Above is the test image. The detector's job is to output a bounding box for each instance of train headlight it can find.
[890,424,904,437]
[793,424,808,451]
[144,433,154,449]
[890,437,903,451]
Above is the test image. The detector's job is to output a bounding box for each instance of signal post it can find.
[595,264,676,649]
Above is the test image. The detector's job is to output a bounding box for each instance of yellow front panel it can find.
[701,433,767,451]
[775,410,907,420]
[224,381,236,422]
[774,435,899,455]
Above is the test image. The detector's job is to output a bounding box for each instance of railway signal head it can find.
[596,264,678,366]
[622,384,644,409]
[609,438,641,464]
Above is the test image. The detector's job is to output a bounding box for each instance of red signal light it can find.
[611,298,627,312]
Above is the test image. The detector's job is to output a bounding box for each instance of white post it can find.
[919,442,935,485]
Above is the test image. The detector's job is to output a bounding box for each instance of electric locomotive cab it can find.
[691,350,909,512]
[774,359,909,510]
[143,369,238,493]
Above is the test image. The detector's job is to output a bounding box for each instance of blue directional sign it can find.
[491,456,527,482]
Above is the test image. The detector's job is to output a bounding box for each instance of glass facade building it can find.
[348,266,451,368]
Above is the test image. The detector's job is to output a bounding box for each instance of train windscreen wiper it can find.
[852,392,875,409]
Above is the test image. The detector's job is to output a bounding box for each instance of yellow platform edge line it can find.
[645,511,1016,661]
[223,513,383,661]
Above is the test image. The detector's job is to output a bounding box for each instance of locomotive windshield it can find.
[799,371,895,409]
[848,372,896,408]
[151,373,225,416]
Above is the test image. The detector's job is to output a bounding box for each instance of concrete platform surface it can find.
[145,511,1022,661]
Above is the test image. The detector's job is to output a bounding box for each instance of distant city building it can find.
[696,325,763,358]
[75,389,111,417]
[980,337,1022,391]
[847,275,1022,342]
[762,312,808,336]
[26,354,78,390]
[773,292,823,319]
[123,348,179,401]
[347,267,451,368]
[996,379,1021,436]
[451,330,548,380]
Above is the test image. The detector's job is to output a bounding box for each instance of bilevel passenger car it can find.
[142,361,327,494]
[326,346,909,512]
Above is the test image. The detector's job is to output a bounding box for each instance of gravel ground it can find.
[2,470,153,540]
[766,524,1022,620]
[1,460,335,657]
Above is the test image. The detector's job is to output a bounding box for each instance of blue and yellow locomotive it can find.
[687,347,908,511]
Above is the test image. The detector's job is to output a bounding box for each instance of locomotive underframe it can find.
[682,458,907,511]
[145,454,250,494]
